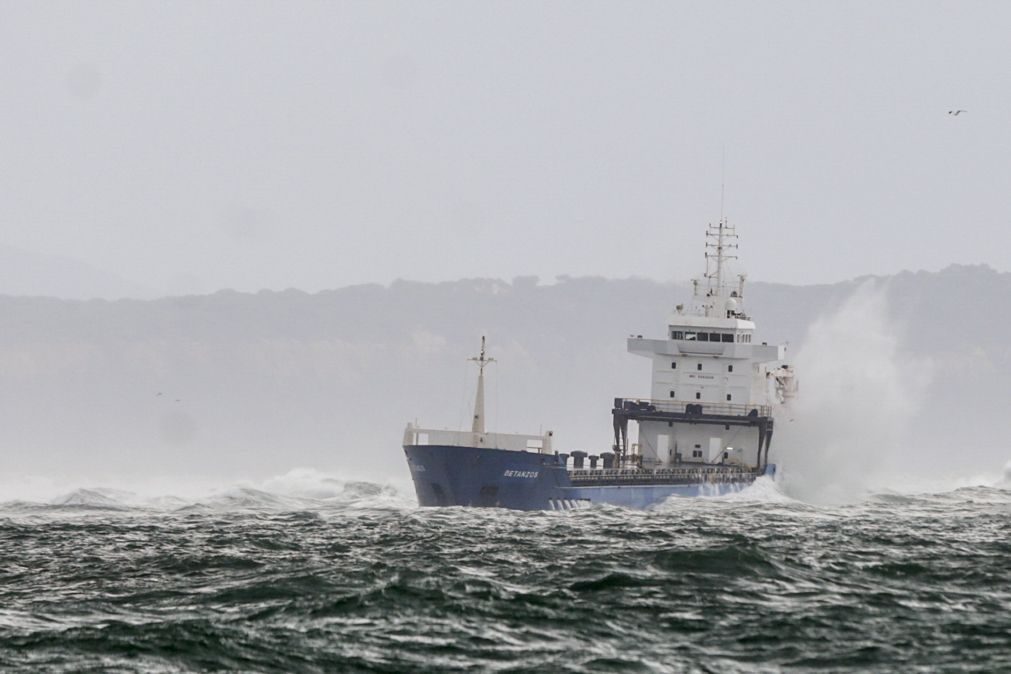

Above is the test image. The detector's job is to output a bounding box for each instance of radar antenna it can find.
[720,146,726,221]
[707,220,740,307]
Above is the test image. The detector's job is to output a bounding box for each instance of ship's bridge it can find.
[616,218,795,471]
[665,314,756,344]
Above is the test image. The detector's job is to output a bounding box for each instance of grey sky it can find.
[1,1,1008,297]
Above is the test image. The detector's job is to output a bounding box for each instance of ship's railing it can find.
[571,466,756,479]
[569,465,758,485]
[615,397,772,418]
[403,424,553,454]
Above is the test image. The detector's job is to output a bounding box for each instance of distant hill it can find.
[0,264,1007,481]
[0,245,152,300]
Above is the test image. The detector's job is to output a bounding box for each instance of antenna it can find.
[720,146,726,221]
[703,221,739,316]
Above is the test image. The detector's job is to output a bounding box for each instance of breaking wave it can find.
[0,468,415,514]
[4,462,1010,517]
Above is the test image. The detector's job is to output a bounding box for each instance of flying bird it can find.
[948,109,967,116]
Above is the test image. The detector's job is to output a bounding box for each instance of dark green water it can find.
[1,480,1008,673]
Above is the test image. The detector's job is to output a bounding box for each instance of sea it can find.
[1,471,1008,673]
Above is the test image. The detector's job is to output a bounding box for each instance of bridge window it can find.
[684,332,697,341]
[671,361,677,369]
[672,330,684,340]
[695,392,701,400]
[709,332,721,341]
[721,334,734,343]
[697,332,709,342]
[728,365,733,373]
[669,390,675,398]
[696,363,702,371]
[726,394,732,401]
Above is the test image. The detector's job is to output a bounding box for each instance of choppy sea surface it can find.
[1,472,1009,673]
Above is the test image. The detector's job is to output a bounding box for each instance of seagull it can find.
[156,392,163,396]
[948,109,967,116]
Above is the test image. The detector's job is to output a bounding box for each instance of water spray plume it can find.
[774,281,932,504]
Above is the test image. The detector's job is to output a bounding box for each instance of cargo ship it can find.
[403,219,796,510]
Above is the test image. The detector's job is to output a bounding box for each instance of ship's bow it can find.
[404,443,568,510]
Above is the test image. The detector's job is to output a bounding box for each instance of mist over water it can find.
[1,279,1003,510]
[1,278,1008,672]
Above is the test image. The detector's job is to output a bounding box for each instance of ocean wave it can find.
[3,461,1010,518]
[179,486,320,512]
[50,488,131,509]
[0,468,415,515]
[1,474,1009,672]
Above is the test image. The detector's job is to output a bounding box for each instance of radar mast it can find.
[697,219,745,319]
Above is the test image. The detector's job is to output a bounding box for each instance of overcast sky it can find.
[1,1,1008,297]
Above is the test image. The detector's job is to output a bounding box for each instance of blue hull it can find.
[404,444,770,511]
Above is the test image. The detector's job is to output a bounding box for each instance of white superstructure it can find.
[617,220,795,469]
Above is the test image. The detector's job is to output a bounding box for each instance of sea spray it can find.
[774,281,932,504]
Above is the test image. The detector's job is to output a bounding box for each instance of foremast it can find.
[469,336,495,436]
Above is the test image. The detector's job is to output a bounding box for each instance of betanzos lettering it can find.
[503,470,539,478]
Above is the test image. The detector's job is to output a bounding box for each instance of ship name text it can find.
[504,470,539,478]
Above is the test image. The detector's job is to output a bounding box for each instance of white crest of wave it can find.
[649,477,799,513]
[999,461,1011,489]
[49,488,130,509]
[0,468,417,511]
[231,467,415,509]
[774,281,933,504]
[718,475,798,503]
